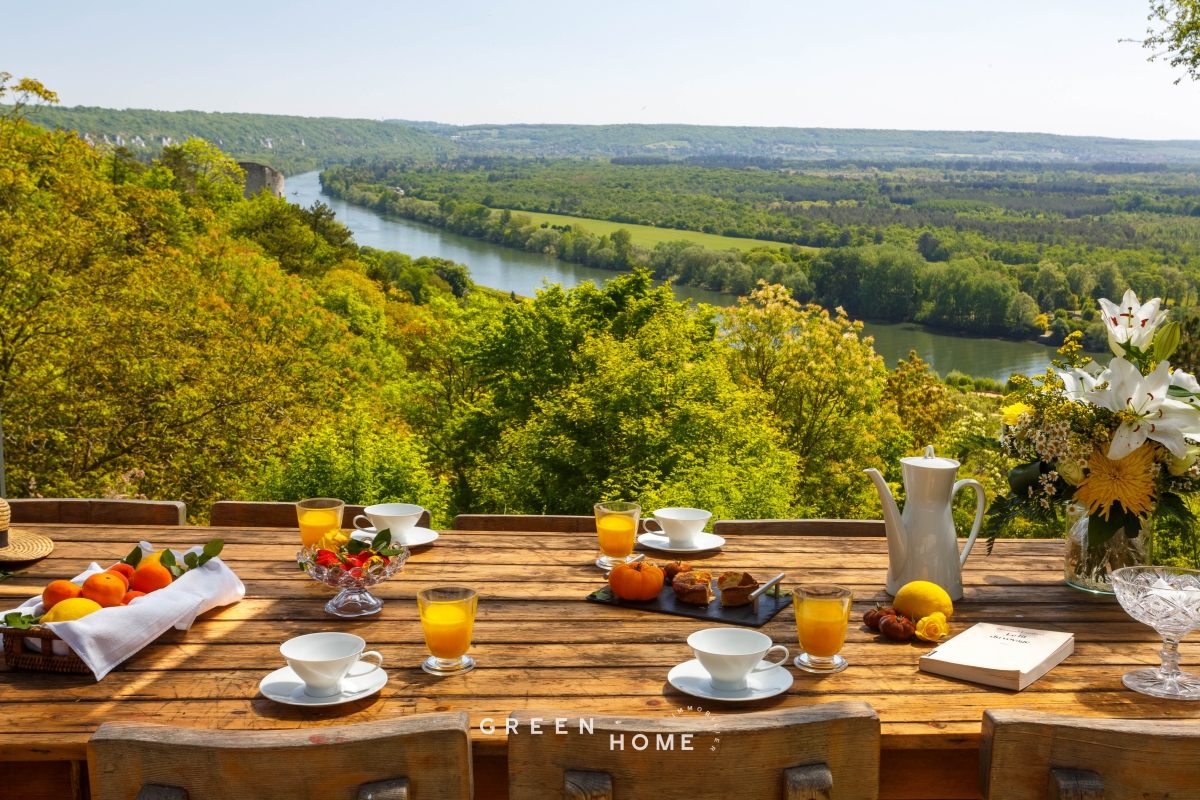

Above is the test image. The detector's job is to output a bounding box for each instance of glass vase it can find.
[1063,504,1149,595]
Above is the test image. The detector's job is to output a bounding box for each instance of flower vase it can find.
[1063,504,1149,594]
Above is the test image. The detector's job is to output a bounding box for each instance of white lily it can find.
[1059,367,1098,403]
[1171,368,1200,408]
[1086,357,1200,460]
[1098,289,1168,358]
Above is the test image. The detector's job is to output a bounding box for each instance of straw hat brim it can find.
[0,528,55,562]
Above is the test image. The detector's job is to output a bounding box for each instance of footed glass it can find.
[298,543,408,617]
[1111,566,1200,700]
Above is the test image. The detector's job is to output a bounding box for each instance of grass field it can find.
[510,210,808,253]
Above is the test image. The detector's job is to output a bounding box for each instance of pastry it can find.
[717,571,760,607]
[672,570,713,605]
[659,561,692,582]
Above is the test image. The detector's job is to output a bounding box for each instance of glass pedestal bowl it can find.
[1111,566,1200,700]
[298,544,409,617]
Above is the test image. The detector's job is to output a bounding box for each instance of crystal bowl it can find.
[1111,565,1200,700]
[297,544,409,617]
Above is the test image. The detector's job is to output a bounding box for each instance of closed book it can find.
[918,623,1074,691]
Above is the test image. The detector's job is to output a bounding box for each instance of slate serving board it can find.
[585,579,791,627]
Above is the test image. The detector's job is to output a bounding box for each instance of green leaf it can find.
[184,552,199,570]
[167,564,184,579]
[588,587,615,601]
[3,612,38,630]
[122,546,142,568]
[1008,461,1043,496]
[158,549,176,569]
[1168,385,1200,399]
[202,539,224,558]
[953,433,1002,462]
[1087,503,1142,549]
[0,570,13,582]
[377,543,404,557]
[344,539,370,555]
[370,529,391,552]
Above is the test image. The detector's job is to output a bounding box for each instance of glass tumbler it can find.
[793,584,853,674]
[418,586,479,676]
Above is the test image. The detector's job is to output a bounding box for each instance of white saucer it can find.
[259,664,388,707]
[351,526,439,548]
[667,659,793,702]
[637,532,725,553]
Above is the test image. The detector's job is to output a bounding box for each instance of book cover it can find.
[919,623,1074,691]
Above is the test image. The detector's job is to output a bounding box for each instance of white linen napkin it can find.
[2,541,245,680]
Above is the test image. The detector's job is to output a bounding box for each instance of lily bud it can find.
[1155,320,1181,363]
[1168,444,1200,477]
[1056,460,1085,486]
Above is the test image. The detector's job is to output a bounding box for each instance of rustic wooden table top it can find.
[3,525,1199,798]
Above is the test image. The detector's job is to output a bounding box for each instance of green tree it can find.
[1137,0,1200,83]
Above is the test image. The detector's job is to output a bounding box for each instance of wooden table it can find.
[3,525,1200,800]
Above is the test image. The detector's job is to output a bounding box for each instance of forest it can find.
[321,157,1200,344]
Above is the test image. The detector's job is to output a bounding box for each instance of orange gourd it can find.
[608,561,665,601]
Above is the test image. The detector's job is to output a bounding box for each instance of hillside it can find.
[391,121,1200,162]
[27,107,457,175]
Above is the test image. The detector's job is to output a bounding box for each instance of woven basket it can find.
[1,626,92,673]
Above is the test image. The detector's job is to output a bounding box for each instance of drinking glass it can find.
[296,498,344,547]
[594,501,640,569]
[418,586,478,676]
[1112,566,1200,700]
[793,584,852,674]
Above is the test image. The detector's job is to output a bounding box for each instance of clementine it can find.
[121,590,146,605]
[42,580,82,611]
[103,568,130,590]
[131,561,173,593]
[81,572,127,608]
[107,563,135,582]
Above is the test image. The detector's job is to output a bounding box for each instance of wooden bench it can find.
[210,501,430,530]
[507,702,879,800]
[8,498,186,526]
[713,519,885,537]
[88,713,472,800]
[979,709,1200,799]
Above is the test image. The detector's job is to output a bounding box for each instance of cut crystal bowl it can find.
[1111,566,1200,700]
[298,544,408,617]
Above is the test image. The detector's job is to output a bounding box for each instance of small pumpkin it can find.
[609,561,665,601]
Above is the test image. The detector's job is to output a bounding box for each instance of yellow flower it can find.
[915,612,948,642]
[1073,443,1156,520]
[1001,402,1032,426]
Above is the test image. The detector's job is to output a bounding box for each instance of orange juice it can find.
[298,508,340,547]
[596,514,636,557]
[797,597,850,658]
[420,603,474,659]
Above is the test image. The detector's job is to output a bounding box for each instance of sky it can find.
[8,0,1200,140]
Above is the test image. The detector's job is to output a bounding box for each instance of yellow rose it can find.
[1000,402,1032,427]
[1056,460,1085,486]
[1168,444,1200,477]
[915,612,949,642]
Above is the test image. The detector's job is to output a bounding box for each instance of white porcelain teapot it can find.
[863,446,985,601]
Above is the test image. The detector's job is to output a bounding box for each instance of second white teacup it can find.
[688,627,788,692]
[280,632,383,697]
[644,507,712,547]
[353,502,424,545]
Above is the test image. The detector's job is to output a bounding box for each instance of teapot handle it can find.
[952,479,986,567]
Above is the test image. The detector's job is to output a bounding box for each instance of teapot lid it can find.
[899,445,960,469]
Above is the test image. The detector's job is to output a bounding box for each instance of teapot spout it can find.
[863,468,906,578]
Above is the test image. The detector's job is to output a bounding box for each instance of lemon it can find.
[40,597,102,622]
[893,581,954,619]
[140,550,163,566]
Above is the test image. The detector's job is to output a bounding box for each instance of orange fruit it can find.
[108,563,135,582]
[42,580,82,611]
[131,561,173,593]
[121,590,146,605]
[104,568,130,590]
[81,572,127,608]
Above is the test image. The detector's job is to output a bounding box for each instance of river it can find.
[287,171,1056,382]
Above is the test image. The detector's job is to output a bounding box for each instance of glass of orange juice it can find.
[418,586,478,676]
[296,498,345,547]
[793,584,852,674]
[594,501,640,569]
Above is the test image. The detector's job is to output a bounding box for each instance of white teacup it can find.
[688,627,789,692]
[644,507,712,547]
[353,502,424,545]
[280,632,383,697]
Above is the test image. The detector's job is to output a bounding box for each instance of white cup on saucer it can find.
[353,502,424,545]
[280,632,384,697]
[687,627,789,692]
[644,507,712,548]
